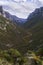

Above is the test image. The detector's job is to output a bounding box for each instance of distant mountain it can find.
[4,11,26,24]
[0,6,26,25]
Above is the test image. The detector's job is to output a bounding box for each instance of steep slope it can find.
[24,7,43,51]
[0,15,18,49]
[24,7,43,28]
[0,15,32,53]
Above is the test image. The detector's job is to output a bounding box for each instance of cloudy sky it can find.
[0,0,43,18]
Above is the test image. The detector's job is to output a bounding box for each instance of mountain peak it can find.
[24,7,43,28]
[28,7,43,19]
[34,7,43,15]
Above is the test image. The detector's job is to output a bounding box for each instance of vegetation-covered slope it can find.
[0,15,32,53]
[0,48,42,65]
[24,7,43,51]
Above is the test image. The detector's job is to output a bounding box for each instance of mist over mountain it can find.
[5,11,26,23]
[0,0,43,18]
[0,6,26,25]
